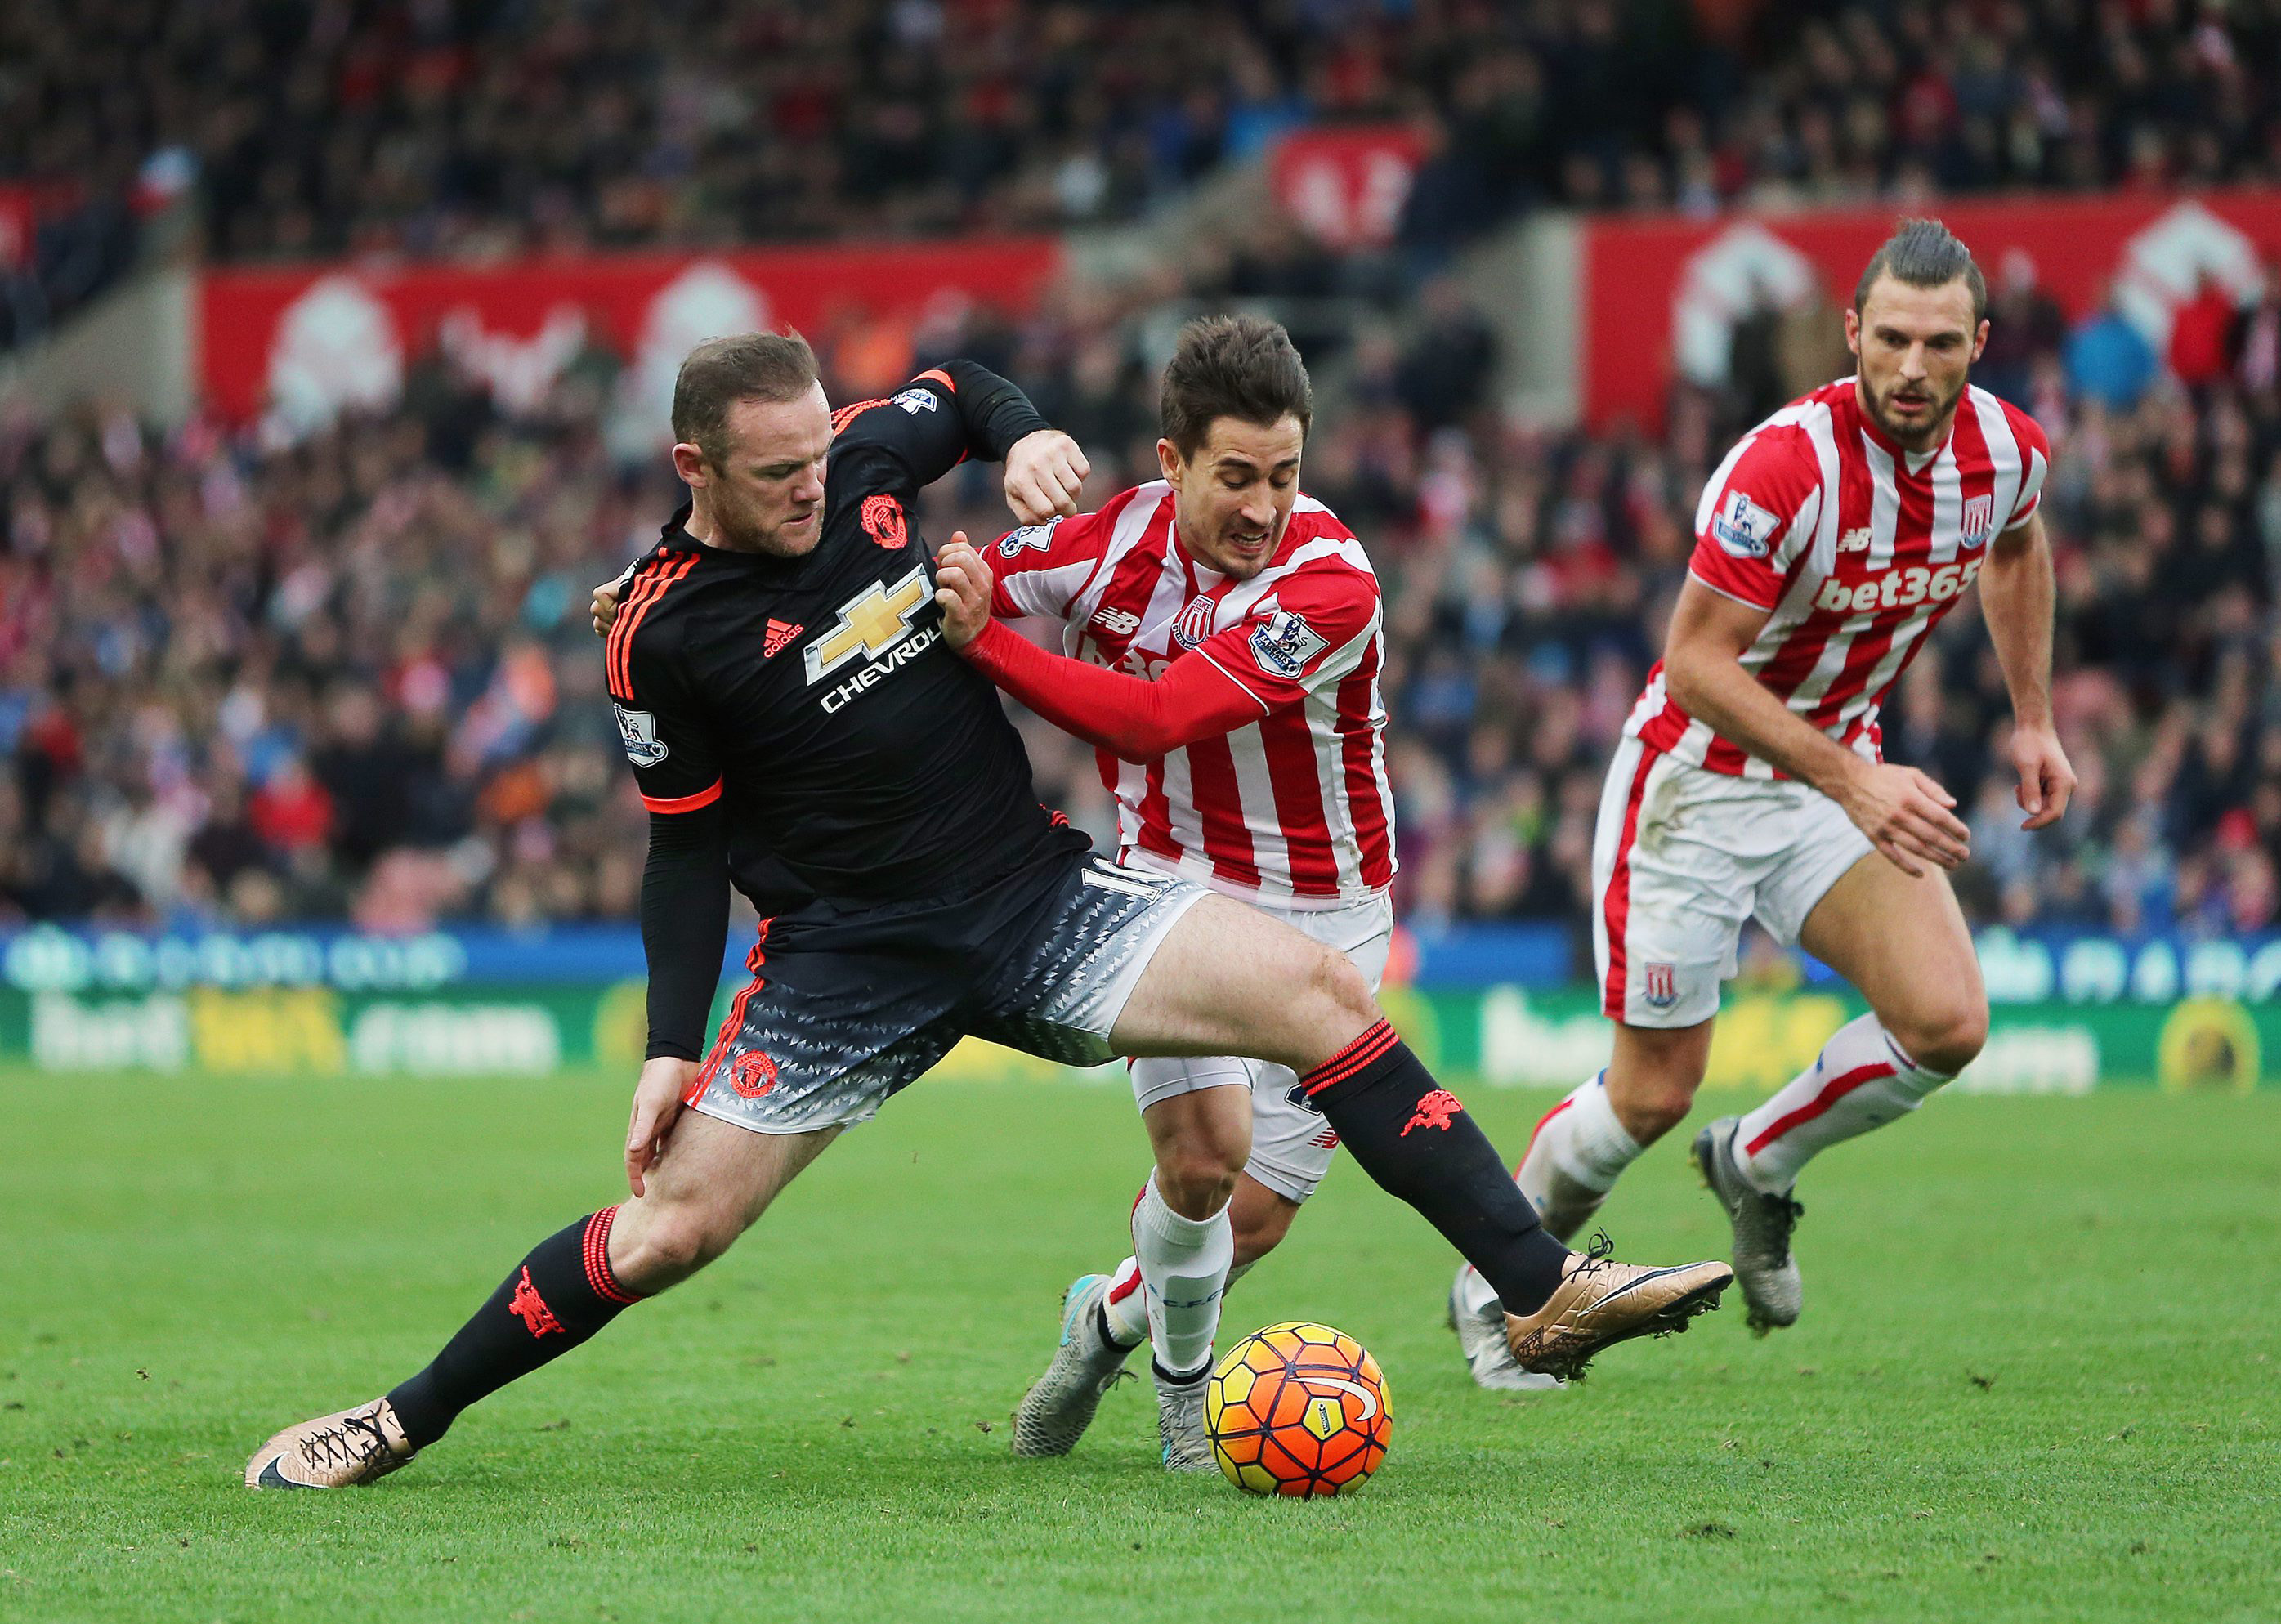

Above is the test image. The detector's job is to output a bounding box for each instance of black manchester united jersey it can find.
[606,362,1087,920]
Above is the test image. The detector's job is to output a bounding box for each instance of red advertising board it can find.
[198,238,1064,423]
[0,185,38,271]
[1581,190,2281,428]
[1270,125,1428,248]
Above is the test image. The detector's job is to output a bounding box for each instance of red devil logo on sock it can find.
[1400,1089,1465,1137]
[509,1267,565,1337]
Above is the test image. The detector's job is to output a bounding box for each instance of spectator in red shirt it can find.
[2170,273,2241,387]
[249,758,335,855]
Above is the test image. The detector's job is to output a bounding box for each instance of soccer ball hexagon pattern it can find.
[1204,1322,1391,1497]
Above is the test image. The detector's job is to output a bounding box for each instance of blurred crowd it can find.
[7,243,2280,945]
[9,0,2281,350]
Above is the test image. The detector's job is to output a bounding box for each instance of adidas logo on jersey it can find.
[1813,557,1984,615]
[1090,606,1141,636]
[763,619,803,659]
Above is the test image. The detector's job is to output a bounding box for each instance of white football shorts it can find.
[1591,735,1873,1029]
[1126,885,1394,1204]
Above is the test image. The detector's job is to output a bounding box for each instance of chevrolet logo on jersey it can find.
[806,564,942,711]
[806,566,933,684]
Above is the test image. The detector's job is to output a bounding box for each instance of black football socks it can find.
[386,1207,644,1449]
[1299,1020,1569,1315]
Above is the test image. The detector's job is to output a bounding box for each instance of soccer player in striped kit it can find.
[931,315,1412,1465]
[1455,219,2077,1387]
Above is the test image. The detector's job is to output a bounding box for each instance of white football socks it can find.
[1104,1255,1255,1350]
[1102,1257,1148,1347]
[1129,1175,1232,1379]
[1735,1013,1950,1192]
[1517,1069,1644,1202]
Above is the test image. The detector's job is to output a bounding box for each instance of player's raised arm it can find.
[935,530,1377,763]
[830,360,1085,521]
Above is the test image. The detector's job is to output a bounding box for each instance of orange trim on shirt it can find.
[611,553,698,700]
[641,778,722,815]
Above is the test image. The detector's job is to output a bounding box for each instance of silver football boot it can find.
[1153,1362,1214,1472]
[1694,1116,1805,1334]
[1012,1273,1138,1456]
[1447,1266,1567,1392]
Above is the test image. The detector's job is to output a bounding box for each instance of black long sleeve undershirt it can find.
[640,803,730,1062]
[934,358,1052,465]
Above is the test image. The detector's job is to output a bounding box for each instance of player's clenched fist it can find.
[1836,761,1971,878]
[1003,429,1089,524]
[932,531,992,650]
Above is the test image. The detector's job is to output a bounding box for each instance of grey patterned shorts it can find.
[683,850,1207,1135]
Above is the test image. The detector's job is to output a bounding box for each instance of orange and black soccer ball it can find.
[1205,1321,1391,1497]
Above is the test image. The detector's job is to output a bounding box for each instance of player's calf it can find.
[1732,1012,1957,1192]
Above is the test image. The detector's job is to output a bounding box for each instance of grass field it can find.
[3,1064,2276,1623]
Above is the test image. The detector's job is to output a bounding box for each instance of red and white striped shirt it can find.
[988,481,1395,908]
[1628,377,2051,779]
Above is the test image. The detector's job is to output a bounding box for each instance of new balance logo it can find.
[508,1267,563,1337]
[1837,527,1872,553]
[763,620,803,659]
[1090,606,1141,636]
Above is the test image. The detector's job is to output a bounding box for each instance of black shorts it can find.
[681,848,1208,1135]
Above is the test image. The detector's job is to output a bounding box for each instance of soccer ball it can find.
[1204,1321,1391,1497]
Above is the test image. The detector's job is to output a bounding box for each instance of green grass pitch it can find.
[3,1065,2276,1622]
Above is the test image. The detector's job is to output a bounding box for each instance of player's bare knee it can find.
[1624,1082,1697,1143]
[1156,1143,1244,1219]
[1609,1031,1707,1143]
[1303,943,1376,1031]
[615,1200,739,1291]
[1900,1001,1987,1078]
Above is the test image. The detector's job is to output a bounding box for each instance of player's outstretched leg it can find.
[1706,857,1985,1334]
[246,1115,834,1488]
[1112,896,1731,1381]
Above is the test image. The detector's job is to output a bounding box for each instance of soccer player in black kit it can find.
[247,333,1729,1489]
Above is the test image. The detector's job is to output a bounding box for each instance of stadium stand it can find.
[6,0,2279,354]
[6,249,2279,940]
